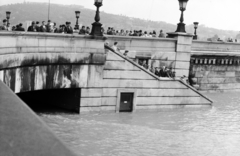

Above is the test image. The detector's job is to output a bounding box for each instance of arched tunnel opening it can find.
[17,89,81,114]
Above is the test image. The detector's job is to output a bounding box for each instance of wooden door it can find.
[120,93,133,112]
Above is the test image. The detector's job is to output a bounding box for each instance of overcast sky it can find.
[0,0,239,31]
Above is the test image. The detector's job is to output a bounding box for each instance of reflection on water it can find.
[40,92,240,156]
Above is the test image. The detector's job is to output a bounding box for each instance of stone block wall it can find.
[190,55,240,92]
[0,32,106,93]
[105,35,194,78]
[191,40,240,92]
[105,36,178,73]
[0,32,213,113]
[80,48,212,113]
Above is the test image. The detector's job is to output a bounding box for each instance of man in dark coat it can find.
[46,20,51,32]
[142,60,148,70]
[27,21,37,32]
[155,67,161,77]
[160,66,167,77]
[107,27,112,35]
[79,26,86,35]
[0,19,7,30]
[53,22,58,33]
[39,21,47,32]
[58,25,64,33]
[15,23,25,31]
[64,22,73,34]
[132,30,138,36]
[35,21,40,32]
[86,27,91,35]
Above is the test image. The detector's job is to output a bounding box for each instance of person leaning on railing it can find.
[27,21,37,32]
[14,23,25,31]
[64,22,73,34]
[39,21,47,32]
[79,26,86,35]
[111,42,120,52]
[159,30,166,38]
[155,67,161,77]
[0,19,7,30]
[58,25,65,34]
[166,67,175,79]
[123,50,129,56]
[86,27,91,35]
[180,75,189,84]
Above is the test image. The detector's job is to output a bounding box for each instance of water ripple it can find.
[40,92,240,156]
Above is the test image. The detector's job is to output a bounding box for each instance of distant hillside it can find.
[0,2,239,40]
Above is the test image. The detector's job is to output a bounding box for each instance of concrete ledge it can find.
[136,104,212,111]
[105,35,177,42]
[0,31,106,40]
[193,40,240,45]
[0,81,77,156]
[192,40,240,53]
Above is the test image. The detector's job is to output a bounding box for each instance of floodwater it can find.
[40,92,240,156]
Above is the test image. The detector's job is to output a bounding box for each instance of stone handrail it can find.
[105,44,213,103]
[192,40,240,54]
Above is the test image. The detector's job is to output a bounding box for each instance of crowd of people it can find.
[105,27,166,38]
[0,19,90,35]
[0,17,192,85]
[108,41,175,79]
[109,43,174,79]
[139,60,176,79]
[0,18,166,38]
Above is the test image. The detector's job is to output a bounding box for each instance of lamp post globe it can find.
[193,22,199,40]
[176,0,189,33]
[90,0,103,37]
[6,11,11,23]
[94,0,103,6]
[194,22,199,29]
[75,11,80,30]
[178,0,188,11]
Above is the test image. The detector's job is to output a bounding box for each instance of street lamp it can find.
[175,0,188,33]
[75,11,81,30]
[48,0,51,20]
[90,0,103,37]
[6,11,11,23]
[193,22,199,40]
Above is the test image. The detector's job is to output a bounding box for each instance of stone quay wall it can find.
[0,32,106,93]
[0,32,212,113]
[105,34,192,78]
[191,40,240,92]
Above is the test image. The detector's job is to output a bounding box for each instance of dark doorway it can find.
[17,89,81,114]
[120,93,134,112]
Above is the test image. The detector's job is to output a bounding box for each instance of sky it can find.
[0,0,239,31]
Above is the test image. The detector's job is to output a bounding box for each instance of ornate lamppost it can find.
[175,0,189,33]
[193,22,199,40]
[48,0,51,20]
[6,11,11,23]
[75,11,81,30]
[90,0,103,37]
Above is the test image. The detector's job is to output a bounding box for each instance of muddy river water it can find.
[40,92,240,156]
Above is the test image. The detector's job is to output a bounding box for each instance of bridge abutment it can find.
[0,32,214,113]
[167,32,193,78]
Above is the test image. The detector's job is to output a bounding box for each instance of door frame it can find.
[116,89,137,113]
